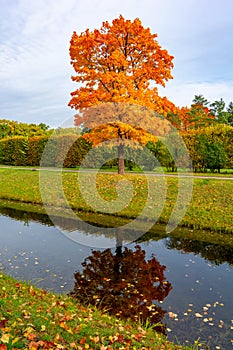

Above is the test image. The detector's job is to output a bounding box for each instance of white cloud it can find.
[0,0,232,126]
[159,81,233,107]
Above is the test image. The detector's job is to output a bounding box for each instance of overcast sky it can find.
[0,0,233,127]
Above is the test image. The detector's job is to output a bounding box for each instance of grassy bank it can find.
[0,168,232,233]
[0,273,197,350]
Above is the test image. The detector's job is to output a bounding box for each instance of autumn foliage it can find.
[175,105,215,132]
[69,15,177,173]
[69,15,175,113]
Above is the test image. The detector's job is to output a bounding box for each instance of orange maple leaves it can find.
[74,103,171,148]
[68,15,176,174]
[68,15,176,115]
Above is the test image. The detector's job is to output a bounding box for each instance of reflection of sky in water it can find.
[139,240,233,348]
[61,229,116,248]
[0,213,233,349]
[0,215,96,291]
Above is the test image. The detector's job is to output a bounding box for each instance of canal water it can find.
[0,204,232,349]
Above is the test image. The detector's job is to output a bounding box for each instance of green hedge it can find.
[0,136,29,165]
[0,125,232,172]
[0,135,91,167]
[55,135,90,168]
[28,136,49,166]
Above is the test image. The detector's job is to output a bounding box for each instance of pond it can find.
[0,203,232,349]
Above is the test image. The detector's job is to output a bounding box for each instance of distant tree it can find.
[0,119,51,139]
[175,106,193,131]
[182,124,232,172]
[38,122,50,132]
[192,94,209,107]
[165,111,182,130]
[171,97,215,131]
[188,104,215,129]
[52,126,81,136]
[0,121,11,139]
[227,102,233,126]
[210,98,228,124]
[200,138,226,173]
[68,15,176,174]
[146,140,177,171]
[186,95,215,129]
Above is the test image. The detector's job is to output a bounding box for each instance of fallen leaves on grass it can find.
[0,274,183,350]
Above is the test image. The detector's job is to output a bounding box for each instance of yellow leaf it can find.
[30,346,37,350]
[12,337,20,344]
[41,324,46,331]
[0,333,10,343]
[23,326,35,337]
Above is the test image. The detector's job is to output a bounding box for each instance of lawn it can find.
[0,168,232,234]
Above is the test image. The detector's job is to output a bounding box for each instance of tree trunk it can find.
[118,143,125,175]
[114,229,123,281]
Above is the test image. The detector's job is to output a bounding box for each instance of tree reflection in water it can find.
[165,237,233,265]
[70,242,172,334]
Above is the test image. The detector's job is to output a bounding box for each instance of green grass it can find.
[0,168,232,234]
[0,273,198,350]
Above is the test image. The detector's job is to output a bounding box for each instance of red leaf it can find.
[0,319,6,329]
[0,345,7,350]
[79,336,87,345]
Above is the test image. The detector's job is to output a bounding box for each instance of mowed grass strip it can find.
[0,168,232,233]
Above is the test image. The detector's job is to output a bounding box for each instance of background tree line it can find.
[0,94,232,172]
[167,95,233,131]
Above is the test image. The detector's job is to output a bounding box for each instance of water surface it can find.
[0,205,232,349]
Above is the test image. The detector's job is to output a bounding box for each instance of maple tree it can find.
[68,15,176,174]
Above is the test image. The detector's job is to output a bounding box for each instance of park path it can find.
[0,165,233,180]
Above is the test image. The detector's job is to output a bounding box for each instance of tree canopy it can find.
[0,119,50,139]
[69,15,176,173]
[168,94,233,131]
[69,15,176,114]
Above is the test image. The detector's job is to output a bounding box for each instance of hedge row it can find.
[0,124,232,172]
[0,135,91,167]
